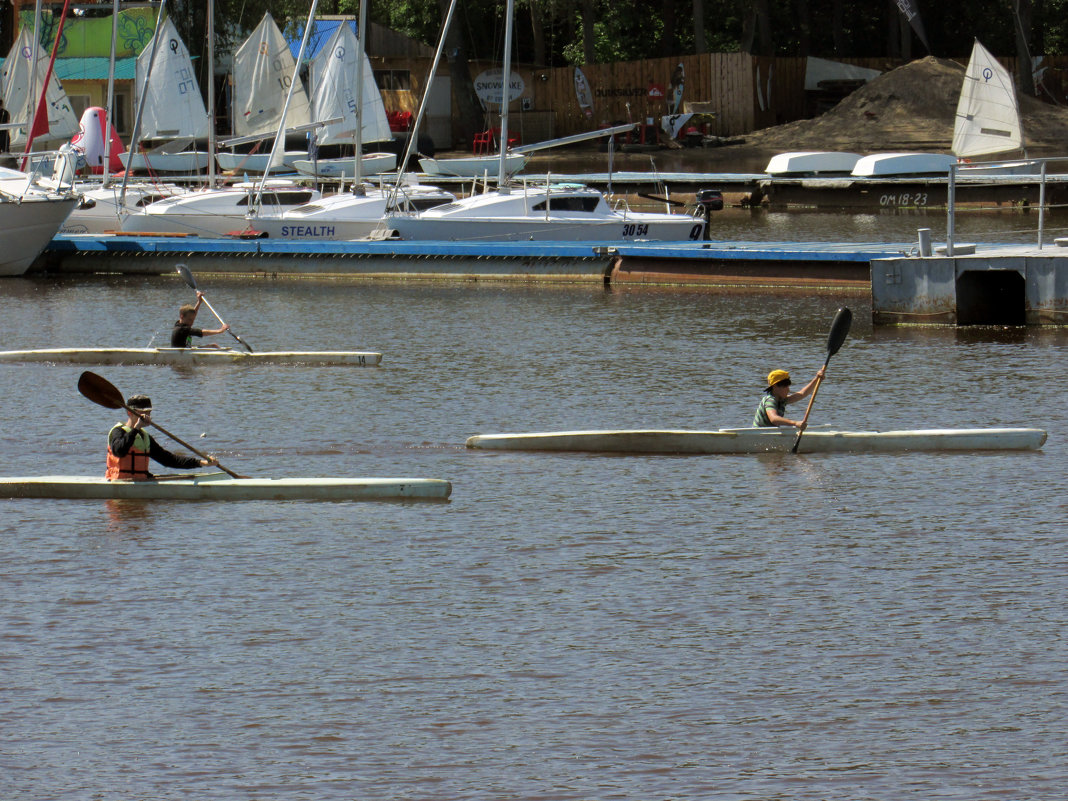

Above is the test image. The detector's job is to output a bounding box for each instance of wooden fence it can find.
[375,52,1068,148]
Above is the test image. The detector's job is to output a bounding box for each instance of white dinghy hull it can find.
[0,348,383,366]
[466,427,1048,454]
[0,475,452,501]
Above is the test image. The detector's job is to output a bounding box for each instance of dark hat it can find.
[127,394,153,410]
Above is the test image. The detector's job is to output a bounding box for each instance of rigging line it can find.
[1010,0,1035,90]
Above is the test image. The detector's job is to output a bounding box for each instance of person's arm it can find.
[764,405,803,428]
[109,426,138,457]
[201,323,230,337]
[786,366,826,404]
[147,436,214,470]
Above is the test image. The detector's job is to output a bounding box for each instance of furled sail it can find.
[232,12,311,137]
[134,16,209,140]
[308,22,391,146]
[0,27,79,146]
[953,40,1023,158]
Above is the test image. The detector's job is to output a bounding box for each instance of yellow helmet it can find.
[766,369,791,389]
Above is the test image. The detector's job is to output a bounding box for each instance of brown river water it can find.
[1,211,1066,799]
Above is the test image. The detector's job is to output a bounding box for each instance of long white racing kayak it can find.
[0,348,382,366]
[0,474,451,501]
[465,427,1048,454]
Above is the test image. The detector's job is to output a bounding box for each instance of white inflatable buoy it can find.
[69,106,126,174]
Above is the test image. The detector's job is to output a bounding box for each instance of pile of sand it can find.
[743,56,1068,155]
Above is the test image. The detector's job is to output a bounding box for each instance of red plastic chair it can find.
[472,130,493,154]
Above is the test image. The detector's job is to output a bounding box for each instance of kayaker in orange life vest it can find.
[106,394,218,480]
[753,367,826,429]
[170,291,230,348]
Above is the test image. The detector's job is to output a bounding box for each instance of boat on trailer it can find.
[0,474,451,501]
[0,348,382,366]
[465,427,1047,454]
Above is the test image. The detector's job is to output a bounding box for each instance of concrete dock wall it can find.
[872,248,1068,325]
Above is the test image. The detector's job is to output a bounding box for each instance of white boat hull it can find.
[293,153,397,178]
[419,153,528,178]
[389,215,704,242]
[216,151,308,173]
[0,194,79,276]
[118,151,212,173]
[0,348,382,366]
[0,474,452,501]
[765,151,862,176]
[465,427,1048,454]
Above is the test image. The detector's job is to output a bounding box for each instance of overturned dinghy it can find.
[465,427,1047,454]
[0,348,382,366]
[0,474,452,501]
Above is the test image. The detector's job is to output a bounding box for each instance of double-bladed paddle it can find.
[78,371,246,479]
[792,307,852,454]
[175,263,253,352]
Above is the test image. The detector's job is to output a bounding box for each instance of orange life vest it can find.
[106,424,152,481]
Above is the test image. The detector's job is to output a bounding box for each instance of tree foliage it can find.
[176,0,1068,75]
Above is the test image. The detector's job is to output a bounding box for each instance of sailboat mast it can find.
[254,0,320,208]
[120,0,169,206]
[206,0,216,186]
[387,0,458,208]
[497,0,514,188]
[101,0,119,187]
[352,0,368,195]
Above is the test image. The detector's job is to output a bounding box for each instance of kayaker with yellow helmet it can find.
[753,366,826,429]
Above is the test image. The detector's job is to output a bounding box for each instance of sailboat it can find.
[952,40,1033,174]
[386,0,705,242]
[216,12,313,174]
[290,20,397,178]
[954,40,1023,159]
[118,16,211,173]
[0,26,80,160]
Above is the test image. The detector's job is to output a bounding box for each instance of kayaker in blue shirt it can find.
[170,291,230,348]
[753,368,825,429]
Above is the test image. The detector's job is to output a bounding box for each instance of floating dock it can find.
[35,234,1068,326]
[872,241,1068,325]
[39,234,905,289]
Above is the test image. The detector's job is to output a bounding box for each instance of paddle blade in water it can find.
[826,307,852,357]
[176,263,198,290]
[78,371,126,409]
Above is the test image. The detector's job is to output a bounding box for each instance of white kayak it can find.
[0,348,383,366]
[0,474,452,501]
[465,427,1048,454]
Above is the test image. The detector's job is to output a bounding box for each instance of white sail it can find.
[232,12,311,137]
[953,40,1023,158]
[309,22,391,145]
[0,27,79,145]
[134,16,209,140]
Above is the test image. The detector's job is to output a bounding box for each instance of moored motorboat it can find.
[465,427,1047,454]
[0,474,451,501]
[118,180,321,236]
[0,348,383,366]
[386,182,705,242]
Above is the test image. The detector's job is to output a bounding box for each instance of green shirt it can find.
[753,392,786,427]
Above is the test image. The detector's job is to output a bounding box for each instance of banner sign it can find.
[894,0,931,52]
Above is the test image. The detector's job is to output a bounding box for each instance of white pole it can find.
[496,0,515,190]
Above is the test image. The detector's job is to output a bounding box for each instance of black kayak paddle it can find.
[176,263,253,352]
[792,307,852,454]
